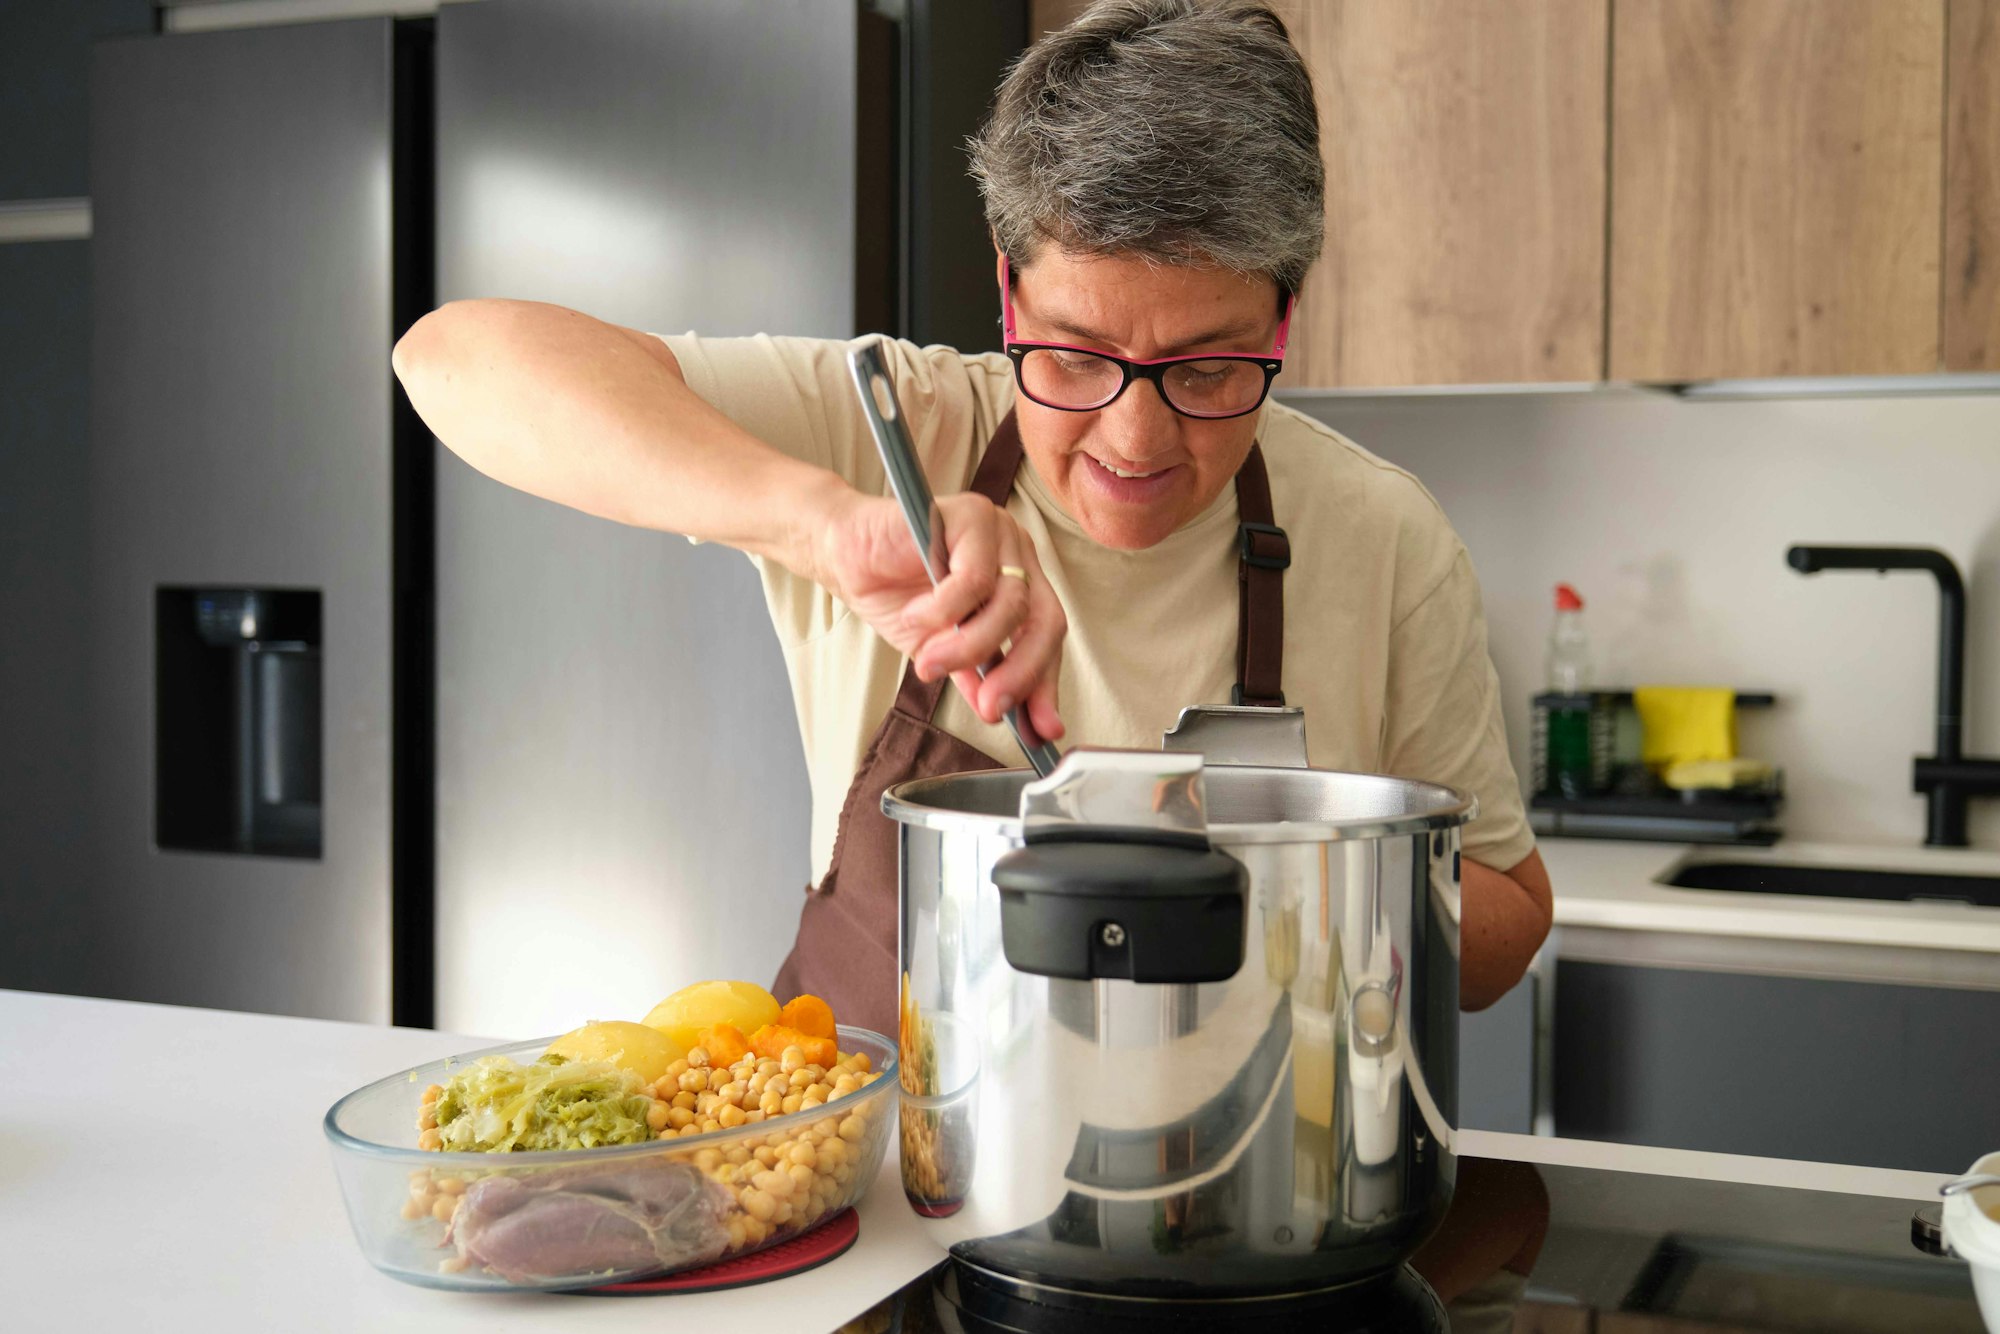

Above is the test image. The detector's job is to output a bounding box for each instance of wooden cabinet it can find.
[1948,0,2000,369]
[1609,0,1945,381]
[1277,0,1608,387]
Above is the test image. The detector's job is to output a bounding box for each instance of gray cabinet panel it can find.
[433,0,864,1032]
[89,21,398,1020]
[1554,960,2000,1173]
[0,0,153,199]
[0,241,92,994]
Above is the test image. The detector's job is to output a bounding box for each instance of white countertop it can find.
[0,989,1958,1332]
[1538,836,2000,956]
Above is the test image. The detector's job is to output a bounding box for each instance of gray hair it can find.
[968,0,1324,297]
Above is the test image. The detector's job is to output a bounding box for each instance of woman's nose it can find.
[1100,377,1180,460]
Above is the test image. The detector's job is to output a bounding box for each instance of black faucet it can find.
[1787,545,2000,847]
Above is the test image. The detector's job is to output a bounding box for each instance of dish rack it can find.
[1528,690,1782,845]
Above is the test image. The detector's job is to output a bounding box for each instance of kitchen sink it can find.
[1665,860,2000,908]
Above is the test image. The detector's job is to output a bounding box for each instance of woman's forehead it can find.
[1015,254,1277,349]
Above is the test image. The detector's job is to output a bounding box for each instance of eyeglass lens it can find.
[1019,349,1267,416]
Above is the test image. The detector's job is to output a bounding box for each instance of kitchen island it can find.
[0,989,1978,1332]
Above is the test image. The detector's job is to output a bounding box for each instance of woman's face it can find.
[1005,249,1285,551]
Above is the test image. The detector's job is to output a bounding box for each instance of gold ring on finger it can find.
[998,565,1029,583]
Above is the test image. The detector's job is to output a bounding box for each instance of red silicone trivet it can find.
[568,1208,860,1296]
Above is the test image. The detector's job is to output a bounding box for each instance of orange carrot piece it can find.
[698,1022,750,1066]
[778,994,837,1041]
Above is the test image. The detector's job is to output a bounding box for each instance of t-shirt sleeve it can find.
[654,331,991,497]
[1380,550,1537,872]
[651,332,995,646]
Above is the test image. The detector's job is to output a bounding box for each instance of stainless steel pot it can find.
[884,735,1473,1304]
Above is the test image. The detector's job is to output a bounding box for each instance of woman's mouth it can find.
[1082,453,1180,502]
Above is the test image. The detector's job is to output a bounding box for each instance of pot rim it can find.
[883,764,1476,845]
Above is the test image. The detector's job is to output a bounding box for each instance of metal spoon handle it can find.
[1940,1173,2000,1196]
[847,339,1061,778]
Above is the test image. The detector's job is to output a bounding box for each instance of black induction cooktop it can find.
[848,1150,1981,1333]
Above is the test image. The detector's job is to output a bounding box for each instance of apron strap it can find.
[1233,443,1290,707]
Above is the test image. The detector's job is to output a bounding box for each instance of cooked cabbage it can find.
[432,1054,655,1152]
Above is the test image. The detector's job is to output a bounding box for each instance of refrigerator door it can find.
[89,19,403,1021]
[433,0,887,1034]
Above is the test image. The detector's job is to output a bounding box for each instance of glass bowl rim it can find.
[323,1022,898,1166]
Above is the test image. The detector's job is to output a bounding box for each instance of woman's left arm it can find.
[1461,849,1554,1012]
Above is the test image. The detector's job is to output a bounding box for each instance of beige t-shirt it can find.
[659,332,1535,882]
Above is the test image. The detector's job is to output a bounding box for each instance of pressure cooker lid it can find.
[884,760,1475,845]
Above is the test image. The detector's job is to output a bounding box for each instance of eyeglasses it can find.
[1001,265,1293,420]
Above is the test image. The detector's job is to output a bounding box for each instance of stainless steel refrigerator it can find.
[86,1,1022,1031]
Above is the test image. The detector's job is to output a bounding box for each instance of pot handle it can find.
[992,835,1247,983]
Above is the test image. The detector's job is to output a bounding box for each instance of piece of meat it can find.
[448,1157,732,1283]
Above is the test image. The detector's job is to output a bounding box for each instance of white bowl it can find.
[1943,1151,2000,1333]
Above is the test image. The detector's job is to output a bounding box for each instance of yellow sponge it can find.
[1632,685,1737,767]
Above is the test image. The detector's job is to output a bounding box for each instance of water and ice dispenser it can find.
[155,588,322,858]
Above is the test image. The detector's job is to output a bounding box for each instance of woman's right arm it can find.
[392,299,1066,741]
[393,298,840,576]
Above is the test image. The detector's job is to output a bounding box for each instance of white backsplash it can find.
[1289,388,2000,852]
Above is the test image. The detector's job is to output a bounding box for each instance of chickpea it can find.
[779,1045,806,1074]
[833,1163,855,1186]
[718,1104,747,1128]
[714,1163,741,1186]
[679,1069,709,1094]
[742,1215,770,1246]
[781,1093,804,1115]
[787,1162,817,1193]
[724,1145,751,1166]
[801,1093,825,1111]
[687,1046,710,1069]
[694,1148,723,1172]
[788,1142,818,1170]
[726,1216,748,1250]
[804,1064,826,1082]
[672,1090,697,1110]
[760,1092,784,1117]
[751,1168,792,1196]
[839,1114,866,1142]
[420,1084,442,1106]
[436,1177,466,1197]
[719,1081,746,1104]
[819,1137,846,1167]
[666,1057,690,1079]
[696,1092,719,1116]
[757,1058,780,1077]
[744,1110,766,1123]
[668,1106,695,1129]
[646,1102,670,1132]
[833,1075,859,1097]
[431,1195,457,1223]
[814,1118,841,1140]
[802,1200,825,1226]
[741,1187,776,1221]
[417,1127,443,1152]
[400,1196,427,1220]
[407,1168,432,1185]
[772,1200,794,1226]
[417,1106,438,1131]
[851,1053,872,1074]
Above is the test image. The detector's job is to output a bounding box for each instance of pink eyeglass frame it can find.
[1000,263,1295,420]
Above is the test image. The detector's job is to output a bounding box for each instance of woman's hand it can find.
[811,488,1066,744]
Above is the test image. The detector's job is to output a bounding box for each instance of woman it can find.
[394,0,1552,1034]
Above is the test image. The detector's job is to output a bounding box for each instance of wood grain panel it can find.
[1947,0,2000,368]
[1609,0,1945,380]
[1273,0,1609,387]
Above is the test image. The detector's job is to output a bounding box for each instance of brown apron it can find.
[772,411,1290,1035]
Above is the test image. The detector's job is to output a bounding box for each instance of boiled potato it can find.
[545,1019,684,1085]
[643,980,782,1054]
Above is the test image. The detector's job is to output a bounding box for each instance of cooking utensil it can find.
[847,338,1062,778]
[1945,1174,2000,1196]
[884,743,1473,1305]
